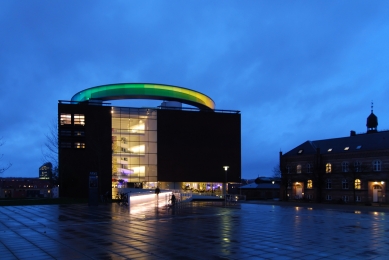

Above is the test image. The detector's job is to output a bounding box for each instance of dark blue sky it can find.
[1,1,388,179]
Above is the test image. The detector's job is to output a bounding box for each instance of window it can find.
[326,179,332,189]
[342,196,349,202]
[326,195,332,201]
[74,114,85,126]
[297,165,302,174]
[373,160,381,172]
[307,194,313,200]
[354,161,361,172]
[356,145,361,149]
[356,196,361,202]
[342,179,349,189]
[60,113,71,125]
[307,180,313,189]
[60,142,71,148]
[342,162,349,172]
[344,147,349,151]
[74,131,85,136]
[327,148,332,152]
[306,164,312,173]
[355,179,361,190]
[298,149,303,154]
[286,166,290,174]
[326,163,332,173]
[75,142,85,149]
[60,130,71,136]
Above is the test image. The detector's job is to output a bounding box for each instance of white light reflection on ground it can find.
[128,192,171,216]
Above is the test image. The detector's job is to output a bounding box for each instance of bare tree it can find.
[42,119,58,166]
[0,137,12,174]
[272,164,281,178]
[41,119,58,183]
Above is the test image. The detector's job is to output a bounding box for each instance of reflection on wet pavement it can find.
[0,200,389,259]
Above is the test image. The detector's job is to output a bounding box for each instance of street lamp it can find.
[223,166,229,200]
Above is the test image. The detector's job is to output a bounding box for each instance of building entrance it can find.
[295,185,302,199]
[373,185,382,202]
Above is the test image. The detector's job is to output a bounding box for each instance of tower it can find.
[366,102,378,133]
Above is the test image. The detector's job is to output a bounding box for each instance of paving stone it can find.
[0,201,389,259]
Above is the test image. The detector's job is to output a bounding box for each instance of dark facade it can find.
[58,102,241,198]
[157,109,241,183]
[58,102,112,198]
[280,109,389,204]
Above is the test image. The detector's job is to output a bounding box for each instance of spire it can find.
[366,101,378,133]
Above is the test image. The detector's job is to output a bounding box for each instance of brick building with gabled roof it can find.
[280,106,389,204]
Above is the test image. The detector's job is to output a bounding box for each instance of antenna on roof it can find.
[371,100,374,113]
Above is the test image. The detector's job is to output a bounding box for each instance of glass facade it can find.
[111,107,157,190]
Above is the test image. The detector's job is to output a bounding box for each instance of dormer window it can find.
[298,149,303,154]
[328,148,332,152]
[356,145,361,149]
[344,147,349,151]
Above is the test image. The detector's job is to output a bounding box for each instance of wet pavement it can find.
[1,198,389,259]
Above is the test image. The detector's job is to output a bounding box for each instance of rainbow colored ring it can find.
[71,83,215,110]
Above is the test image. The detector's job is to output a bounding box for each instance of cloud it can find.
[1,0,389,178]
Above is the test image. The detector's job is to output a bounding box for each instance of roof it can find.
[283,130,389,156]
[240,183,280,189]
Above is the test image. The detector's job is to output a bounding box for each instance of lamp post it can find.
[223,166,229,202]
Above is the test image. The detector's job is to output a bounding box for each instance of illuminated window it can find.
[355,179,361,190]
[326,163,332,173]
[342,162,349,172]
[344,147,349,151]
[342,179,349,189]
[297,165,302,174]
[74,114,85,126]
[326,179,332,189]
[373,160,381,172]
[75,142,85,149]
[327,148,332,152]
[354,161,361,172]
[60,113,71,125]
[307,180,313,189]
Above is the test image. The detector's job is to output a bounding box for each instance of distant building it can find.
[39,162,53,180]
[280,105,389,204]
[0,178,53,198]
[239,177,280,200]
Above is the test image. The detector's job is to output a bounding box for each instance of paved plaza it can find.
[1,199,389,259]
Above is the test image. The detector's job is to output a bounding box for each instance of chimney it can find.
[350,130,356,136]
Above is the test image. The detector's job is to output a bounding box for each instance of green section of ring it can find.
[71,83,215,110]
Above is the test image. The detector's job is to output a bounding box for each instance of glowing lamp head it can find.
[223,166,229,171]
